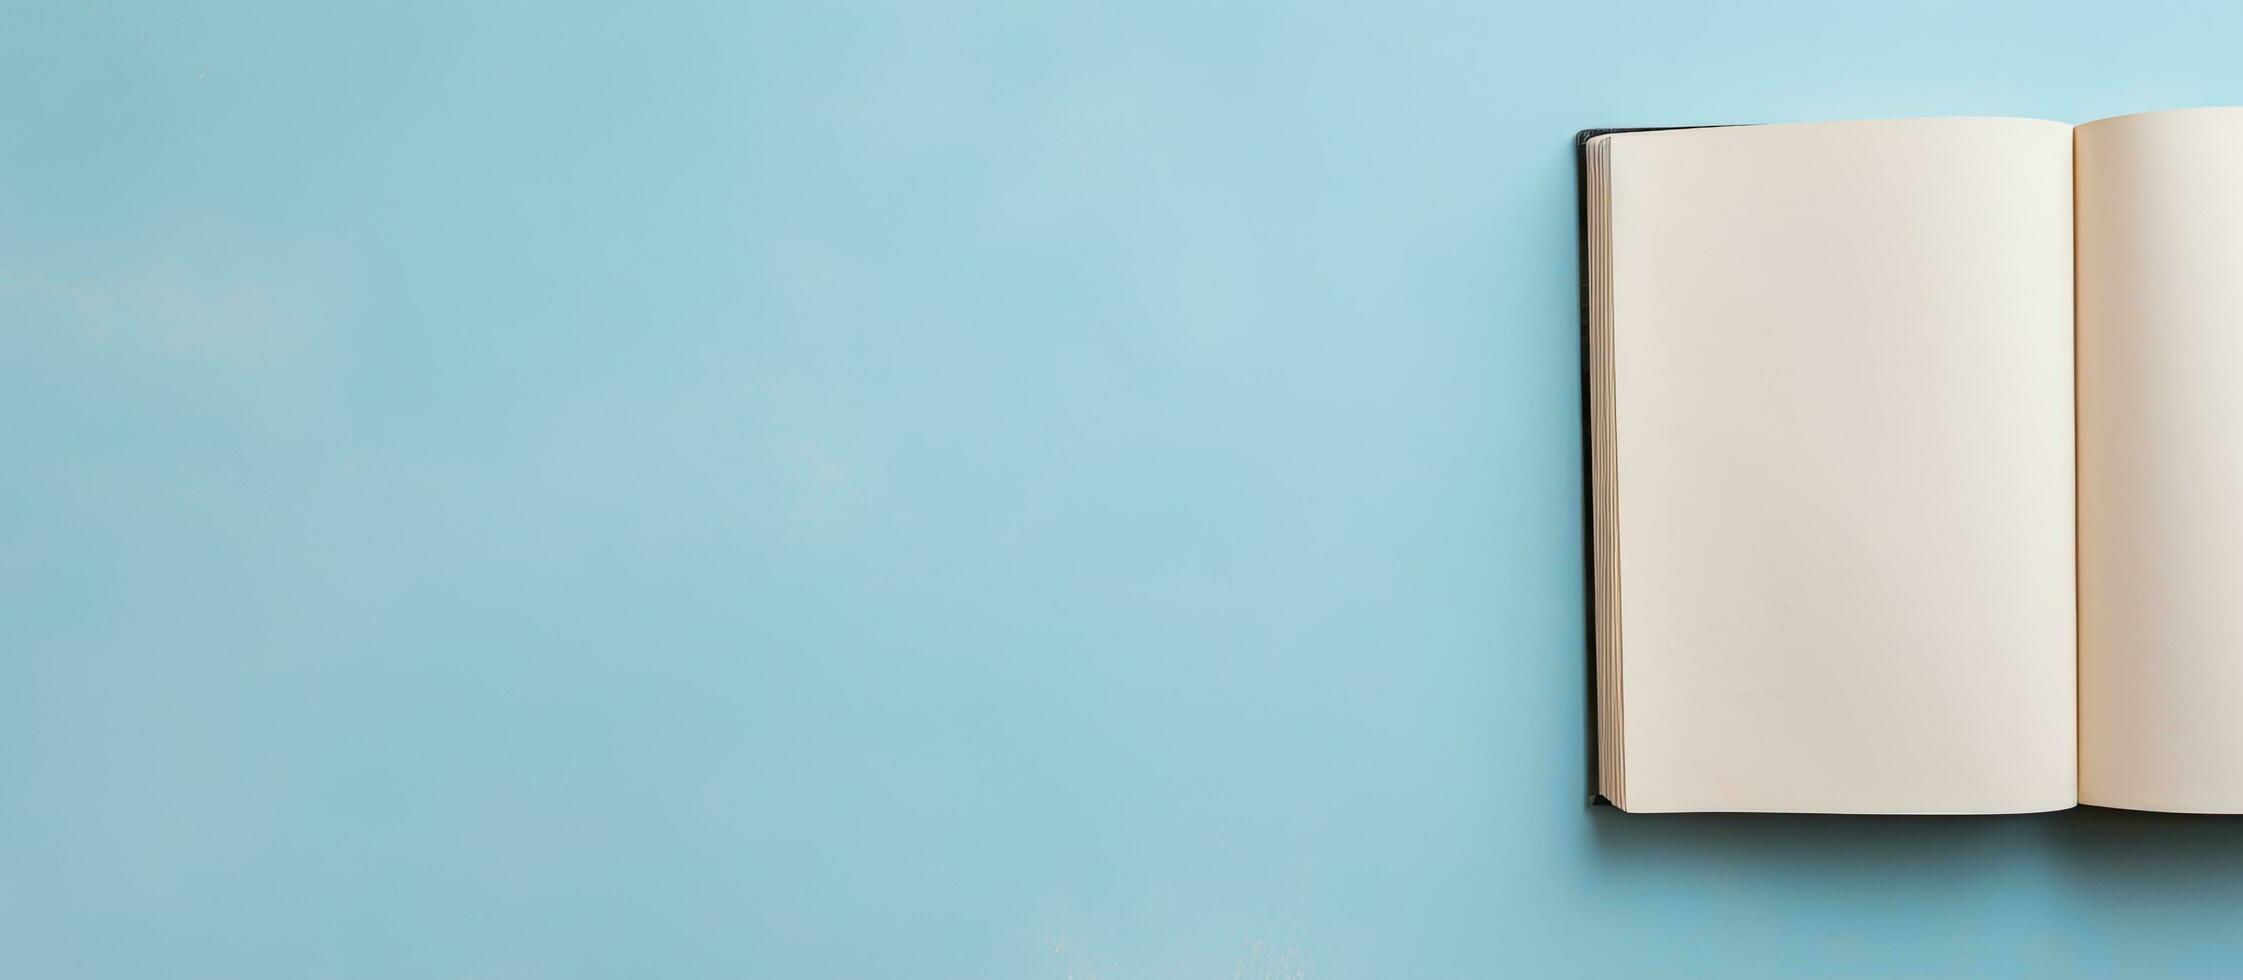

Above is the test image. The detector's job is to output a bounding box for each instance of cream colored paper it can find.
[2077,108,2243,812]
[1595,119,2078,813]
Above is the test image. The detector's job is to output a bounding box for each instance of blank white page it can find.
[1603,119,2077,813]
[2077,108,2243,812]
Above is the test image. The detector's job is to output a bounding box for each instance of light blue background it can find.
[7,1,2243,976]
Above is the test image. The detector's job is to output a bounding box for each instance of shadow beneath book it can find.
[1587,801,2243,891]
[1588,805,2041,874]
[2042,807,2243,893]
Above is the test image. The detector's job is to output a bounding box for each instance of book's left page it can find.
[1588,118,2077,813]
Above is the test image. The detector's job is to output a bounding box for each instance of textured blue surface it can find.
[9,2,2243,976]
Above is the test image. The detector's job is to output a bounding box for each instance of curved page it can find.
[2078,108,2243,812]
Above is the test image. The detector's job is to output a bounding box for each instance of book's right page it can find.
[2077,107,2243,812]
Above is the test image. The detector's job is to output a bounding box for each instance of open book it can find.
[1583,108,2243,814]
